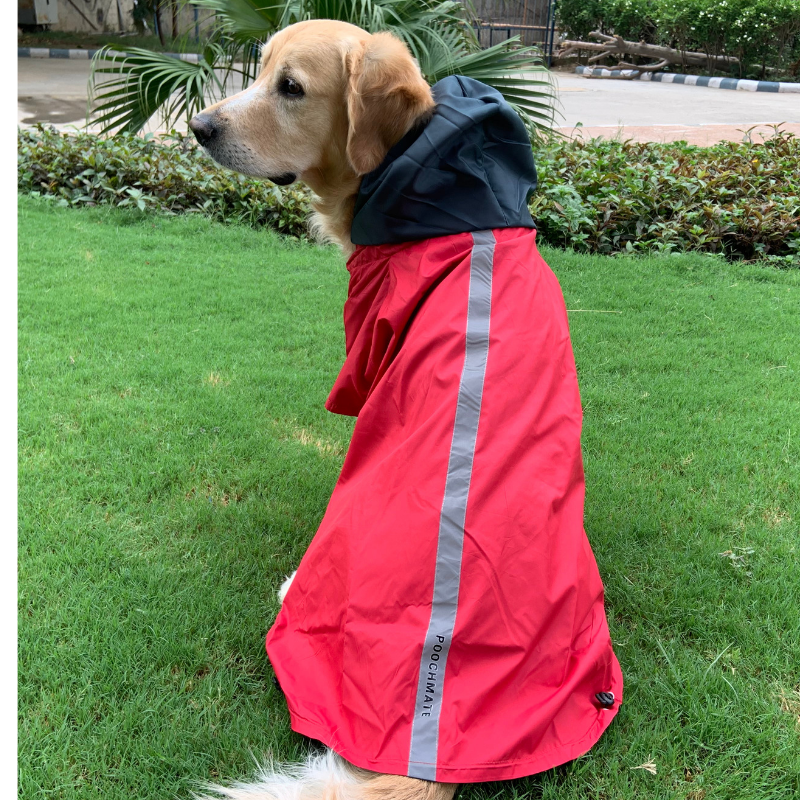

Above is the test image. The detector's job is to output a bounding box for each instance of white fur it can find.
[278,571,297,604]
[221,84,264,113]
[193,749,366,800]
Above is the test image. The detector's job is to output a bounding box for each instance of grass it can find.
[18,196,800,800]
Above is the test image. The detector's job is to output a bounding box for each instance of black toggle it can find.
[595,691,615,708]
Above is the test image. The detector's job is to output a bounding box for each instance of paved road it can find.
[552,70,800,144]
[18,59,98,130]
[18,57,800,144]
[18,57,237,134]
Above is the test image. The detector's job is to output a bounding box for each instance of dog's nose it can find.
[188,113,217,146]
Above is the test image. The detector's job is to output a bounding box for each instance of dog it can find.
[188,19,622,800]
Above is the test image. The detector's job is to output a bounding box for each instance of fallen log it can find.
[558,31,739,71]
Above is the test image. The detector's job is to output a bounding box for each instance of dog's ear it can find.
[346,33,434,175]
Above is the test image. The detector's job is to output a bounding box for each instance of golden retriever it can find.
[187,15,626,798]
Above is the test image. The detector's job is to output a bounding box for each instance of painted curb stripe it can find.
[575,66,800,93]
[407,230,495,781]
[18,47,202,62]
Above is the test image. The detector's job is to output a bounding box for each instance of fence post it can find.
[547,0,558,67]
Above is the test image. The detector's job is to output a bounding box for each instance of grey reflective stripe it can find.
[407,230,496,780]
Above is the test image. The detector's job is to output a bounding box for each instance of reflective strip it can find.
[407,230,496,780]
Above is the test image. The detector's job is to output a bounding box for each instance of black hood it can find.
[350,75,537,246]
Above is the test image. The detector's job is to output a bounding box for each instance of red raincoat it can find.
[266,226,623,782]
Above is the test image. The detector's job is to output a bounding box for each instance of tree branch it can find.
[558,32,739,68]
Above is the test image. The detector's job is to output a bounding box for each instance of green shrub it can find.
[557,0,800,77]
[557,0,607,41]
[17,125,800,263]
[654,0,800,74]
[725,0,800,76]
[531,131,800,262]
[602,0,661,43]
[655,0,729,58]
[557,0,660,44]
[17,126,312,237]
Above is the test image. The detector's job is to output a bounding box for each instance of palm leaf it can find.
[288,0,465,28]
[91,0,556,138]
[190,0,280,40]
[89,43,248,134]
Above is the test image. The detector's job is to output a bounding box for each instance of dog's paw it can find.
[278,571,297,604]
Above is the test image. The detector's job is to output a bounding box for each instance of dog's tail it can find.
[194,748,457,800]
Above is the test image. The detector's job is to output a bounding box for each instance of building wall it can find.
[48,0,133,32]
[47,0,210,37]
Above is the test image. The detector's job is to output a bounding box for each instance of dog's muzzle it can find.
[188,113,296,186]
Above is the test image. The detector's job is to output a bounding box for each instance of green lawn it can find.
[18,196,800,800]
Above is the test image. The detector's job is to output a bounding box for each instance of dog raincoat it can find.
[266,76,623,783]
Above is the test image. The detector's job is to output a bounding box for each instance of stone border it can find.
[18,47,201,62]
[575,65,800,93]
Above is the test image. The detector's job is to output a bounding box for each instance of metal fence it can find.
[470,0,558,63]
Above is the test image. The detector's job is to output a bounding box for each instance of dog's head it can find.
[189,20,435,189]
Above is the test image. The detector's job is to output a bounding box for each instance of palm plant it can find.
[90,0,555,137]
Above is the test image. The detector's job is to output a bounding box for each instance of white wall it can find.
[50,0,134,33]
[50,0,212,38]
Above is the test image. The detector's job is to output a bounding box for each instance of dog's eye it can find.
[279,77,304,98]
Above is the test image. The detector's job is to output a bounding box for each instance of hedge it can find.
[17,125,800,264]
[557,0,800,78]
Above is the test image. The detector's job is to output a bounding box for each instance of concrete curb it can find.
[18,47,202,63]
[575,65,800,93]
